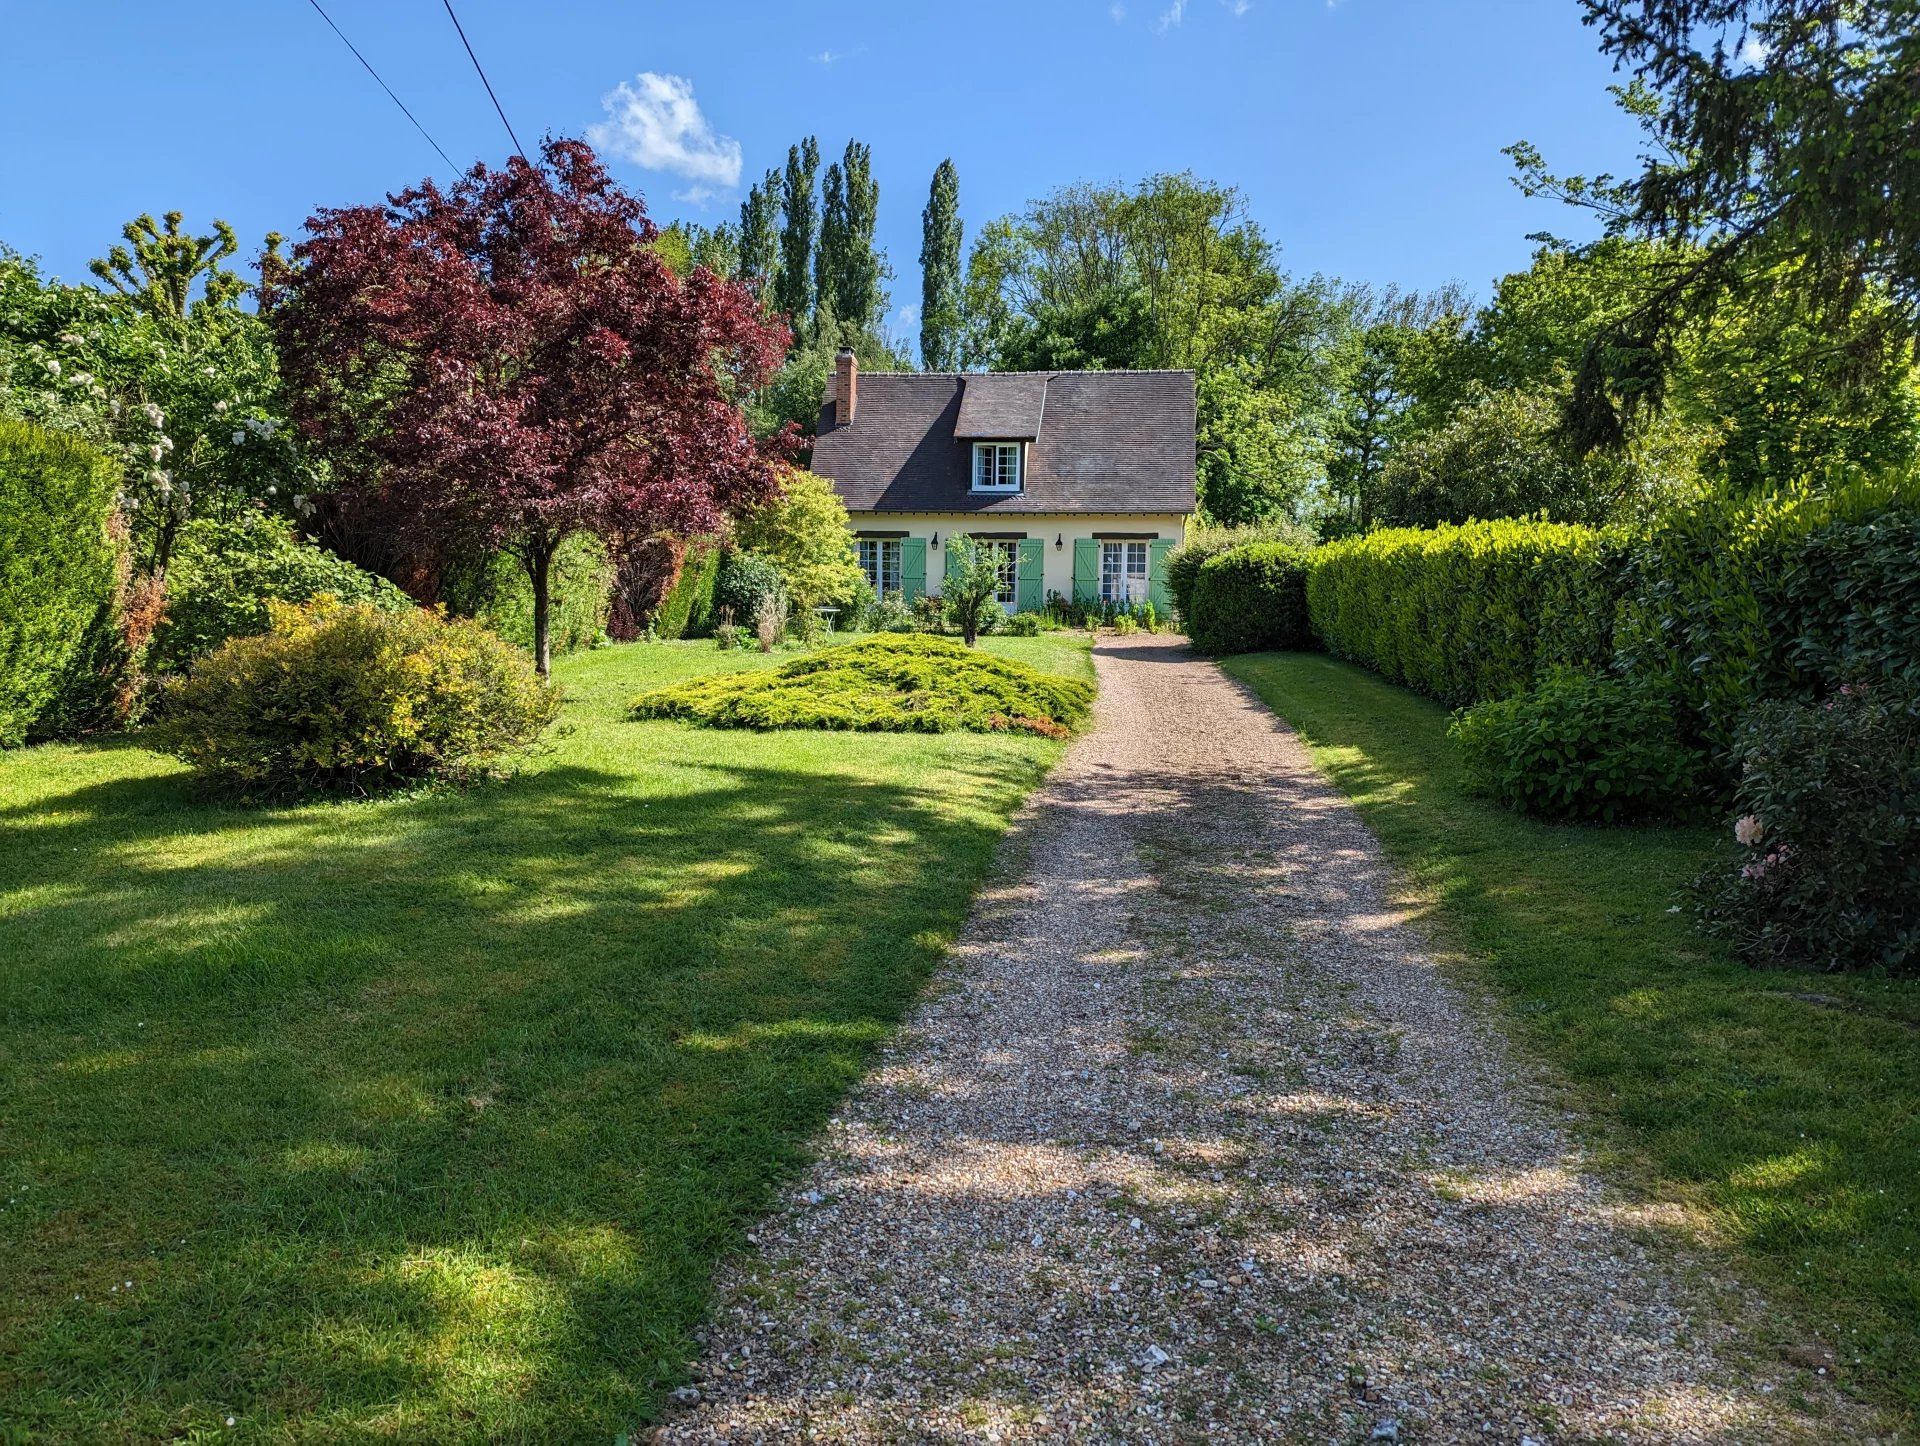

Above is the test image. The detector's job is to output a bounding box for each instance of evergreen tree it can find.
[836,141,882,332]
[736,168,782,300]
[815,159,847,334]
[919,159,963,370]
[773,137,819,327]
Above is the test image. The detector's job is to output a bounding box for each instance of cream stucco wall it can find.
[845,511,1191,601]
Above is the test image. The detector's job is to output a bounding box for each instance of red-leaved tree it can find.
[268,138,791,673]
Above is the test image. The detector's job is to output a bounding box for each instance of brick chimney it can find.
[833,347,858,427]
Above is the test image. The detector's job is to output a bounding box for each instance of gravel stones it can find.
[657,635,1872,1444]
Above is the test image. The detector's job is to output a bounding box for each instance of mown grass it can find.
[0,633,1090,1440]
[1225,651,1920,1424]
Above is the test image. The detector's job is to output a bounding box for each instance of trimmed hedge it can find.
[1307,518,1630,709]
[652,538,720,639]
[1163,520,1317,627]
[0,419,120,745]
[1188,543,1312,655]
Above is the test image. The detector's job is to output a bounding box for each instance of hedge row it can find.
[1305,518,1630,708]
[0,419,120,745]
[1187,542,1311,655]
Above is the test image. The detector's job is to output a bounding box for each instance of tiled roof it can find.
[812,370,1197,515]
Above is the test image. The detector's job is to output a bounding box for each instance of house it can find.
[810,349,1197,614]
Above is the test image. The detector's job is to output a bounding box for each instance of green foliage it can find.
[774,138,820,328]
[860,592,917,633]
[816,141,884,333]
[439,533,614,661]
[1374,386,1673,528]
[631,634,1092,738]
[651,539,720,640]
[1307,518,1630,708]
[919,159,964,370]
[1164,519,1317,625]
[0,419,120,745]
[1451,672,1707,823]
[159,598,558,797]
[1612,474,1920,756]
[1695,684,1920,975]
[1187,542,1312,655]
[941,535,1005,646]
[731,469,863,609]
[713,551,787,628]
[737,167,783,303]
[1002,612,1044,637]
[151,510,411,671]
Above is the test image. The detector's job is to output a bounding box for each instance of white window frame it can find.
[857,537,902,596]
[1100,540,1149,605]
[982,539,1019,607]
[971,441,1023,493]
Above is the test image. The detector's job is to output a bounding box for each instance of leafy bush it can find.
[1188,542,1312,655]
[714,551,787,629]
[650,538,720,640]
[438,532,614,660]
[1003,612,1044,637]
[712,621,742,651]
[1164,519,1316,626]
[861,592,917,633]
[1613,474,1920,757]
[631,634,1093,738]
[1307,518,1631,708]
[731,468,864,609]
[0,419,120,744]
[942,536,1005,646]
[150,511,412,672]
[1693,684,1919,973]
[158,598,559,798]
[1450,672,1708,823]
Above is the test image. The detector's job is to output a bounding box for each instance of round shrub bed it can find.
[159,598,559,797]
[1187,542,1311,655]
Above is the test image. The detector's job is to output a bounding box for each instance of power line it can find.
[304,0,457,172]
[441,0,527,161]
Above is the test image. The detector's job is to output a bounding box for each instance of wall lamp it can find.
[931,531,940,548]
[1055,533,1064,550]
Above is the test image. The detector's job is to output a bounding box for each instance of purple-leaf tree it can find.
[268,138,791,673]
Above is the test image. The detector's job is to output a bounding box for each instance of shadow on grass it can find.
[0,748,1043,1437]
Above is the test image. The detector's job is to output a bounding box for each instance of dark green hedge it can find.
[652,539,720,639]
[0,419,120,745]
[1306,518,1630,708]
[1188,543,1312,655]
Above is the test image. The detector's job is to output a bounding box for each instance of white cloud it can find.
[1157,0,1187,29]
[896,303,922,327]
[814,49,843,64]
[1110,1,1127,20]
[587,72,742,188]
[1738,35,1771,66]
[1222,0,1252,14]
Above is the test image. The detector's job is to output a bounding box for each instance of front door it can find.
[1100,540,1149,605]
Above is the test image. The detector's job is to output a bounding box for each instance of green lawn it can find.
[1225,651,1920,1424]
[0,633,1090,1441]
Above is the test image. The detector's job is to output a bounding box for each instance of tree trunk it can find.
[529,541,554,677]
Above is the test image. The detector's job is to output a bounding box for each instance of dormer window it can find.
[972,441,1023,493]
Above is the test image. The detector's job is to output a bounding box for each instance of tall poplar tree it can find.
[774,137,819,327]
[919,159,963,370]
[836,141,882,332]
[815,158,848,333]
[737,167,782,302]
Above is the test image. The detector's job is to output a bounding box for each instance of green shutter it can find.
[1016,538,1044,613]
[1072,538,1100,605]
[900,537,927,601]
[1148,538,1175,615]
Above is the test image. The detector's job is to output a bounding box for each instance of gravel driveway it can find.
[658,634,1868,1443]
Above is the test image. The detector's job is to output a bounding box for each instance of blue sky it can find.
[2,1,1644,348]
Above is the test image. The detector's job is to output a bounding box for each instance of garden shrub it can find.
[151,511,412,672]
[861,592,917,634]
[1612,474,1920,757]
[1003,612,1044,637]
[650,538,720,639]
[438,532,614,659]
[714,551,787,629]
[0,419,119,744]
[1187,542,1312,655]
[1306,518,1631,708]
[731,468,864,610]
[159,597,559,798]
[1693,683,1919,973]
[631,634,1093,738]
[1450,672,1708,824]
[1164,519,1317,626]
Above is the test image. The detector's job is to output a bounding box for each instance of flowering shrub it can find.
[1693,684,1920,973]
[1188,542,1311,655]
[0,419,121,744]
[1450,672,1708,823]
[159,598,559,797]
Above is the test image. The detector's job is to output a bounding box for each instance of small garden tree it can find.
[942,536,1004,647]
[268,138,791,674]
[731,467,862,611]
